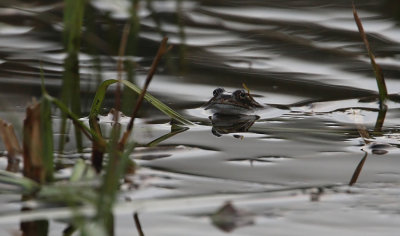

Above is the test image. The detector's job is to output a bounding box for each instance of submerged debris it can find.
[310,187,324,202]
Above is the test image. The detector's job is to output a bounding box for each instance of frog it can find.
[203,88,263,115]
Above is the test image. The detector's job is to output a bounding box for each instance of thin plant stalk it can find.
[59,0,86,153]
[352,3,388,107]
[373,106,387,134]
[89,23,131,173]
[114,23,131,123]
[40,95,54,182]
[176,0,186,68]
[119,37,171,148]
[122,0,140,113]
[96,124,121,236]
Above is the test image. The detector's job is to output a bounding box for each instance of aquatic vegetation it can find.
[0,36,192,235]
[352,3,388,108]
[59,0,87,153]
[1,1,400,235]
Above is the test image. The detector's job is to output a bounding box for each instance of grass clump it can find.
[0,36,192,235]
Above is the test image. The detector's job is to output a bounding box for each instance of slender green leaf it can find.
[89,80,117,120]
[43,94,105,146]
[80,222,108,236]
[147,126,189,147]
[40,97,54,182]
[96,124,121,234]
[38,183,98,205]
[121,80,194,125]
[70,159,96,182]
[96,132,136,233]
[60,0,86,153]
[0,170,39,194]
[123,79,194,125]
[89,79,194,125]
[39,64,54,181]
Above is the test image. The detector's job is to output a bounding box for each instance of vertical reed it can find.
[59,0,87,153]
[352,3,388,108]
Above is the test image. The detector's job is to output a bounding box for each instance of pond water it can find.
[1,0,400,235]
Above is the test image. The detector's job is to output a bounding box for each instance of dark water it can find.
[1,0,400,235]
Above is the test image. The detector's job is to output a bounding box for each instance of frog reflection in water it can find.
[203,88,263,137]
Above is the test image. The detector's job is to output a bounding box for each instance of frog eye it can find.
[239,90,246,98]
[234,89,246,99]
[213,88,225,97]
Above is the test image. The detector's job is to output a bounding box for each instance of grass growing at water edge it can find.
[0,37,193,235]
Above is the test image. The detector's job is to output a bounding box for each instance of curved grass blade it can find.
[89,79,194,126]
[121,80,194,126]
[43,93,105,147]
[146,126,189,147]
[89,79,117,121]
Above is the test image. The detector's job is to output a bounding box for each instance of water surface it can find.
[1,0,400,235]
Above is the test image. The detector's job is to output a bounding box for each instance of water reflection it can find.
[211,201,254,232]
[209,114,259,137]
[348,102,397,186]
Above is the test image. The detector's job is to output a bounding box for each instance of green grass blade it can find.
[43,94,104,145]
[0,170,39,194]
[121,80,194,125]
[39,96,54,182]
[147,126,189,147]
[89,79,118,120]
[89,79,194,126]
[96,124,122,234]
[60,0,86,154]
[39,64,54,181]
[80,223,108,236]
[70,159,96,182]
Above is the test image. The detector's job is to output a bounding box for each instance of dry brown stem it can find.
[0,118,22,172]
[118,37,170,149]
[23,100,45,183]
